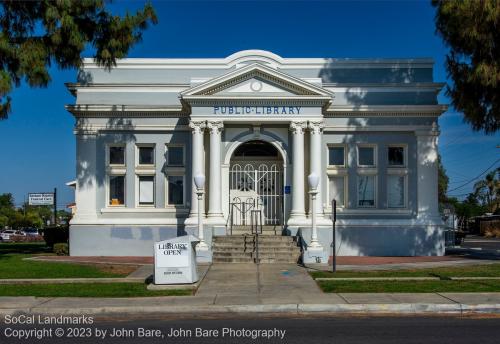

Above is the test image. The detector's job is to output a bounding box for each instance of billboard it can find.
[28,193,54,206]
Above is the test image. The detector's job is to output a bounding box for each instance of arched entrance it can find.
[229,140,284,227]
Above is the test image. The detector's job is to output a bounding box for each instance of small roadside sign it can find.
[28,193,54,206]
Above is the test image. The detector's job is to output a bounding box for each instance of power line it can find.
[447,158,500,193]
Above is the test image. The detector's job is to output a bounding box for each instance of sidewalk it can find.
[2,263,500,316]
[2,292,500,316]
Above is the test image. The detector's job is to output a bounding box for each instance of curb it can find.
[2,303,500,316]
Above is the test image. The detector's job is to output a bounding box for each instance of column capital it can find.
[308,120,325,134]
[207,120,224,134]
[189,120,206,134]
[290,121,307,135]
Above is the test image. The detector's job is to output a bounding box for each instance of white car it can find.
[0,230,16,242]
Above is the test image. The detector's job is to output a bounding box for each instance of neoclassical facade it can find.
[67,50,446,258]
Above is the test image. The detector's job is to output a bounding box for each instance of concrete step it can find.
[253,250,300,258]
[212,234,301,264]
[212,244,250,250]
[231,225,282,230]
[257,257,300,264]
[212,257,253,263]
[213,252,253,258]
[251,247,299,253]
[230,231,279,236]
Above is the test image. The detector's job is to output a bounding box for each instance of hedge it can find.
[40,226,69,247]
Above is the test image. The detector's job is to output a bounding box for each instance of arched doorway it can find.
[229,140,284,227]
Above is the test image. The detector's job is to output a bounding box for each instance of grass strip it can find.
[0,283,192,297]
[310,263,500,279]
[317,279,500,293]
[0,254,134,279]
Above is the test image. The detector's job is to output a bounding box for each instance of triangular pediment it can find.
[180,63,333,99]
[218,77,296,96]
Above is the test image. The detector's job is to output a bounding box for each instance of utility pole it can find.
[53,188,57,226]
[332,199,337,273]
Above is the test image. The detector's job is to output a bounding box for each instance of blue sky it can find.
[0,0,498,209]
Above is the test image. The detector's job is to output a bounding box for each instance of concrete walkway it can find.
[3,263,500,315]
[196,263,336,304]
[3,292,500,316]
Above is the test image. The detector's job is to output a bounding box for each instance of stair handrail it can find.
[250,208,263,264]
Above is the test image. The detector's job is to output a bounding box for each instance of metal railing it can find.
[251,209,263,264]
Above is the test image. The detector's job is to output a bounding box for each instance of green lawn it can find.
[317,279,500,293]
[0,243,134,279]
[310,264,500,279]
[0,283,192,297]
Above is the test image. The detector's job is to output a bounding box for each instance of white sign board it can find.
[154,235,199,285]
[156,242,190,268]
[28,193,54,206]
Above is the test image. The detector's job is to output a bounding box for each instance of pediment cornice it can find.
[180,63,334,103]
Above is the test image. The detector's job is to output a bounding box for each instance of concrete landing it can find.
[195,263,338,304]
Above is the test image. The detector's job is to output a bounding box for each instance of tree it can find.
[0,193,14,208]
[473,168,500,213]
[438,154,449,205]
[0,0,157,118]
[433,0,500,134]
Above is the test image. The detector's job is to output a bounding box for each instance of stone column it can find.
[187,120,206,222]
[309,121,325,218]
[288,121,307,224]
[207,121,224,223]
[415,123,441,220]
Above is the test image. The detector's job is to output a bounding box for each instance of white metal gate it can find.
[229,162,283,226]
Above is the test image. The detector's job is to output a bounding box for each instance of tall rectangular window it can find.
[109,146,125,165]
[167,176,184,205]
[387,175,405,208]
[388,146,405,166]
[328,146,345,166]
[358,175,375,207]
[329,176,345,207]
[358,146,375,166]
[138,146,155,165]
[109,175,125,206]
[139,176,155,205]
[167,146,184,166]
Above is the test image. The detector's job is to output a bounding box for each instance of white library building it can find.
[67,50,446,262]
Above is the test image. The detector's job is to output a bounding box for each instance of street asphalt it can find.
[2,314,500,343]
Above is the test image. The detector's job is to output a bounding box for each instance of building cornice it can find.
[65,104,187,118]
[80,50,435,70]
[324,105,448,117]
[181,95,332,107]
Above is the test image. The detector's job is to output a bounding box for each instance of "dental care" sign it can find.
[213,106,301,115]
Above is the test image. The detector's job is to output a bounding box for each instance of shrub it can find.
[480,220,500,238]
[53,243,69,256]
[10,235,44,243]
[40,226,69,247]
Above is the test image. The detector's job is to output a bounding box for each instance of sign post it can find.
[28,190,57,226]
[53,188,57,226]
[332,199,337,273]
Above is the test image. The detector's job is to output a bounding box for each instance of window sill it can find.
[387,168,408,175]
[136,169,156,175]
[327,167,348,175]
